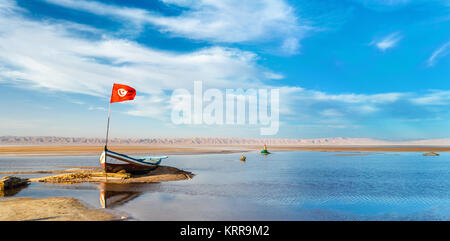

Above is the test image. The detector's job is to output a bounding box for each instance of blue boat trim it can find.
[105,149,167,167]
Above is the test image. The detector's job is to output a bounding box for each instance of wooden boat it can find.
[423,152,439,156]
[100,148,168,173]
[100,84,169,173]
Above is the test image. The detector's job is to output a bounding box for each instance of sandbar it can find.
[0,197,117,221]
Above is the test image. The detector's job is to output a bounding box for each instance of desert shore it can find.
[0,197,117,221]
[0,145,247,156]
[266,146,450,152]
[0,165,194,221]
[0,145,449,156]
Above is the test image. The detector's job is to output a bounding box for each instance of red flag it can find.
[110,83,136,103]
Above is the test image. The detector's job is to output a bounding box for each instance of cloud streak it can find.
[0,0,284,119]
[370,32,402,51]
[279,87,450,125]
[43,0,311,55]
[411,90,450,105]
[427,41,450,66]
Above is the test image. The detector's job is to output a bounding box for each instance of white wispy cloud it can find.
[42,0,311,55]
[43,0,150,22]
[1,0,449,132]
[370,32,403,51]
[288,88,406,104]
[350,0,413,11]
[427,41,450,66]
[278,87,403,122]
[88,106,106,111]
[278,87,450,125]
[353,0,411,6]
[281,37,301,55]
[411,90,450,105]
[321,109,344,117]
[0,0,283,119]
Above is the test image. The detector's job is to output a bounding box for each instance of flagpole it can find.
[105,101,112,148]
[102,83,135,180]
[104,93,112,181]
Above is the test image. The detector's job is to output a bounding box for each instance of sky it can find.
[0,0,449,140]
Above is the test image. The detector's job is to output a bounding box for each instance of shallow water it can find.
[1,151,449,220]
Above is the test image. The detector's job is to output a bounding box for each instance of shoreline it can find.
[0,165,194,220]
[0,145,247,156]
[0,145,449,156]
[266,146,450,152]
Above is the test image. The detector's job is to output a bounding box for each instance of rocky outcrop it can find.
[0,176,29,192]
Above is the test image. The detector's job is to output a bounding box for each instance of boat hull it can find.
[100,150,162,174]
[101,162,157,174]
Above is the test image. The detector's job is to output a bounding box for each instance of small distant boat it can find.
[260,144,270,155]
[423,152,439,156]
[100,148,168,173]
[240,155,246,161]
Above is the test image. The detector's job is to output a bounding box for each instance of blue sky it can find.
[0,0,449,139]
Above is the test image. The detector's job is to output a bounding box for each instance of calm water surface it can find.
[1,151,449,220]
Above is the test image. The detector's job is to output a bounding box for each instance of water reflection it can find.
[0,184,29,197]
[98,182,161,209]
[2,152,450,220]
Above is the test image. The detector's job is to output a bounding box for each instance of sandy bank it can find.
[0,197,116,221]
[27,166,194,184]
[0,165,194,184]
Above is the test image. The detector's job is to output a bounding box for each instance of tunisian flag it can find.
[110,83,136,103]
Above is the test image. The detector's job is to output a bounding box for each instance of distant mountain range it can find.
[1,136,449,146]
